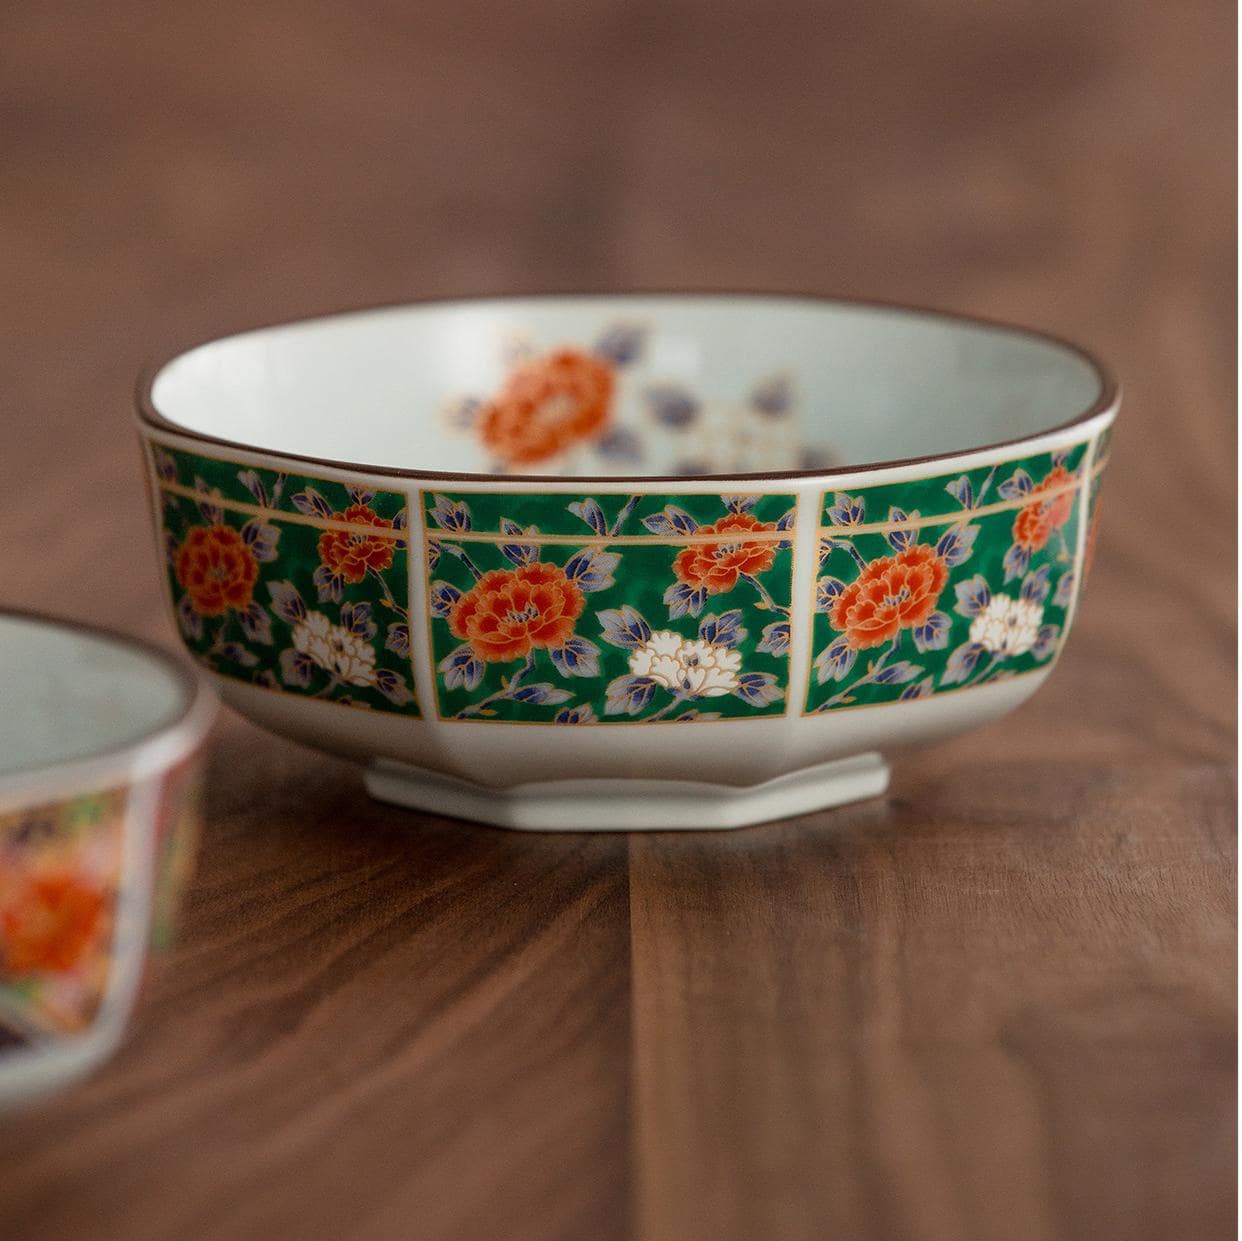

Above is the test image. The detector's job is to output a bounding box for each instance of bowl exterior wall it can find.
[137,414,1113,794]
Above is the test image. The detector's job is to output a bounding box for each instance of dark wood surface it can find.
[0,2,1235,1238]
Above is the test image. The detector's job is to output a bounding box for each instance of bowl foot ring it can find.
[363,751,890,832]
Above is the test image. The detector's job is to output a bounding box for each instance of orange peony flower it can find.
[1,871,107,974]
[450,562,585,662]
[830,544,949,650]
[1013,466,1076,551]
[318,504,396,582]
[175,525,258,616]
[479,348,615,466]
[673,513,778,594]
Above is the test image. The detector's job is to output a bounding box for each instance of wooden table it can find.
[0,2,1234,1238]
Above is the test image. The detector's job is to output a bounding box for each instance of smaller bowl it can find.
[0,611,215,1110]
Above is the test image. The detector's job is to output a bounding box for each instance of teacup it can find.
[0,611,214,1108]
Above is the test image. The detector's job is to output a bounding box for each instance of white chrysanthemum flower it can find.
[629,629,741,697]
[292,612,378,686]
[969,594,1042,657]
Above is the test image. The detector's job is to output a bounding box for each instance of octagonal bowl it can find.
[0,611,215,1109]
[135,294,1116,831]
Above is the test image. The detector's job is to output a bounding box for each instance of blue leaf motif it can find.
[663,581,707,619]
[594,322,645,365]
[428,580,463,619]
[549,636,601,678]
[827,493,865,526]
[750,373,793,417]
[348,486,375,506]
[1003,543,1031,583]
[723,494,758,514]
[375,668,414,706]
[218,642,258,668]
[340,601,376,640]
[385,623,410,658]
[151,446,178,483]
[1021,564,1052,605]
[604,674,657,716]
[237,603,273,645]
[237,469,266,505]
[953,575,991,618]
[313,565,345,604]
[267,580,307,623]
[816,577,846,612]
[279,648,314,688]
[193,478,223,525]
[429,493,472,532]
[499,518,538,565]
[240,519,280,562]
[873,660,923,685]
[900,677,935,701]
[598,606,652,649]
[595,428,643,462]
[291,487,332,519]
[564,548,621,593]
[554,704,597,724]
[1054,570,1076,608]
[945,475,974,509]
[912,610,951,652]
[734,672,784,707]
[998,469,1034,501]
[887,508,920,551]
[440,643,484,692]
[511,683,573,706]
[567,498,608,537]
[1032,624,1061,661]
[814,635,856,684]
[698,610,746,648]
[643,505,699,536]
[756,621,790,656]
[935,522,980,568]
[776,508,796,531]
[645,385,698,428]
[941,641,985,686]
[175,595,203,641]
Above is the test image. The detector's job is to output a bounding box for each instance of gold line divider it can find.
[157,480,408,540]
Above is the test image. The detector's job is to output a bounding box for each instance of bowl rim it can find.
[0,608,216,805]
[135,289,1120,485]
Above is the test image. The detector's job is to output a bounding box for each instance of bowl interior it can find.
[0,616,190,779]
[147,295,1105,478]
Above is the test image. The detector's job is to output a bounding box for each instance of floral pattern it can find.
[151,443,419,714]
[0,791,125,1038]
[424,490,795,721]
[442,320,811,476]
[806,444,1091,712]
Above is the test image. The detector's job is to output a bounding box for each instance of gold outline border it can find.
[149,437,408,523]
[815,452,1108,534]
[420,491,796,544]
[418,490,800,725]
[148,442,422,720]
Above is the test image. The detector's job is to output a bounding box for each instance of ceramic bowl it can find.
[135,294,1116,831]
[0,611,215,1109]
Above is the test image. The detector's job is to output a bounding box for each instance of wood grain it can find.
[0,2,1234,1239]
